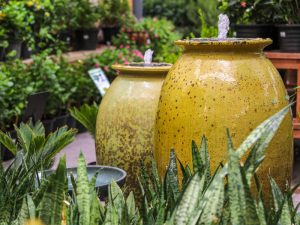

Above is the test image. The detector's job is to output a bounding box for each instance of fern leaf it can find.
[0,131,17,155]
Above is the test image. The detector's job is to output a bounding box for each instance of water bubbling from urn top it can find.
[218,14,230,39]
[144,49,154,65]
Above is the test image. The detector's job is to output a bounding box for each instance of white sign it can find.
[88,68,110,97]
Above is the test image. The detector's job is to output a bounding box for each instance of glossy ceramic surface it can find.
[155,38,293,191]
[96,63,171,194]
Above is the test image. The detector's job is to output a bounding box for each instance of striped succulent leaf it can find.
[236,104,291,159]
[166,149,180,200]
[38,156,67,225]
[227,131,259,225]
[173,173,205,225]
[197,175,224,224]
[76,153,91,225]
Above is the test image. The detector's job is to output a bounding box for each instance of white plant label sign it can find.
[88,68,110,96]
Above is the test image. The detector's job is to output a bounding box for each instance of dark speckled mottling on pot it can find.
[96,63,171,197]
[154,38,293,194]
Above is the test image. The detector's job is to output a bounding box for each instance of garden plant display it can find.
[0,106,299,224]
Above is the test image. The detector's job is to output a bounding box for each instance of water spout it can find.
[144,49,154,64]
[218,14,230,39]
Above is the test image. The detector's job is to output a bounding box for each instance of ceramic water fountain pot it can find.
[96,62,171,194]
[154,38,293,192]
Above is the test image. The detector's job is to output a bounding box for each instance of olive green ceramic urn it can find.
[96,63,171,193]
[154,38,293,191]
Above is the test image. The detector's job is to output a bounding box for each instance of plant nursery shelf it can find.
[265,51,300,139]
[23,45,110,64]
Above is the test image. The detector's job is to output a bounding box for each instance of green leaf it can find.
[166,149,180,200]
[235,104,291,159]
[197,175,224,224]
[43,126,77,163]
[69,103,98,138]
[269,176,284,211]
[0,131,17,155]
[227,131,259,225]
[77,152,91,225]
[38,156,67,225]
[174,173,204,225]
[279,197,292,224]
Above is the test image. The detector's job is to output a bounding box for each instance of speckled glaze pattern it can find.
[155,39,293,191]
[96,64,170,195]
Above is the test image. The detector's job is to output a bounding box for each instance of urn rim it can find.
[175,38,272,51]
[112,62,172,74]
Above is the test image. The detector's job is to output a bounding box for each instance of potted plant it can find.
[0,1,34,59]
[72,0,100,50]
[0,26,8,61]
[218,0,278,49]
[273,0,300,52]
[99,0,133,44]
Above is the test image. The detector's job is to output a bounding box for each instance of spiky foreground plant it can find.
[0,121,76,223]
[2,105,300,225]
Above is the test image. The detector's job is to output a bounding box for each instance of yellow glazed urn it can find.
[96,62,171,193]
[154,38,293,191]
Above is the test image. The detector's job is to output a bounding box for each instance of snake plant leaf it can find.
[227,131,259,225]
[77,152,90,225]
[173,173,204,225]
[236,104,291,159]
[256,196,267,225]
[104,189,119,225]
[199,136,211,186]
[192,140,201,172]
[178,159,192,185]
[17,197,30,225]
[279,197,292,224]
[244,141,265,186]
[126,192,137,221]
[90,191,102,225]
[0,130,17,155]
[269,176,284,211]
[197,175,224,225]
[38,156,67,225]
[166,149,180,200]
[151,159,161,192]
[27,195,36,219]
[109,180,125,220]
[253,174,267,225]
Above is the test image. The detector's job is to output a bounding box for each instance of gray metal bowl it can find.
[44,166,126,196]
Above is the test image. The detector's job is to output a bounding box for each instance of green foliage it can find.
[84,47,144,81]
[99,0,133,26]
[0,51,100,130]
[198,9,218,38]
[69,103,98,138]
[113,17,182,64]
[71,0,100,29]
[218,0,278,24]
[0,0,34,42]
[271,0,300,24]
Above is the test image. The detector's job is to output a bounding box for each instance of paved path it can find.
[53,132,96,168]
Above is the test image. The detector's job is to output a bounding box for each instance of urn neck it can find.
[175,38,272,53]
